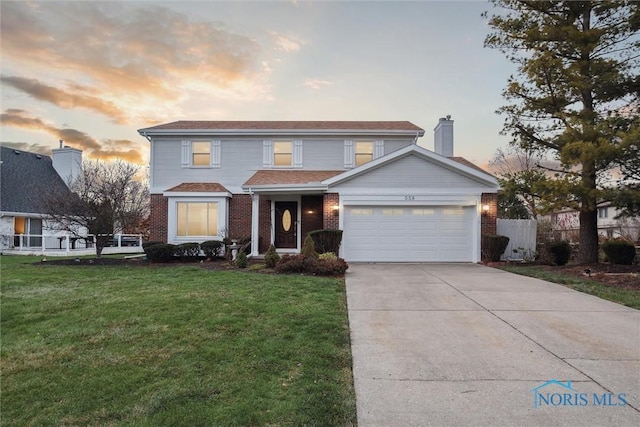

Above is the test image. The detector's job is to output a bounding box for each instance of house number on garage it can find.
[404,195,416,201]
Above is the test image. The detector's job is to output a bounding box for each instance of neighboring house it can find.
[138,118,500,262]
[0,144,82,250]
[549,202,640,243]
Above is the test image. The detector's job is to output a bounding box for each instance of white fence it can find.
[0,232,144,256]
[497,219,537,261]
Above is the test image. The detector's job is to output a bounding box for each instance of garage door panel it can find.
[344,205,474,262]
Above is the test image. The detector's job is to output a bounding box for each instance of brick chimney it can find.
[434,115,453,157]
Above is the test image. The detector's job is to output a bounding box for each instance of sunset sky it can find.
[0,0,515,167]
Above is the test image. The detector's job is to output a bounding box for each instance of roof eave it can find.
[242,184,328,193]
[163,191,232,198]
[139,128,425,137]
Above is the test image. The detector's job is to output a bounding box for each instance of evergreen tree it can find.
[484,0,639,263]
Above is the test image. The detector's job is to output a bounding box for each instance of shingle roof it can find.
[244,170,344,186]
[449,156,493,176]
[141,120,424,133]
[165,182,230,193]
[0,146,72,214]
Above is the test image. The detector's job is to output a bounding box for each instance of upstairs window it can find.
[345,140,383,168]
[598,207,609,219]
[355,142,374,166]
[274,141,292,167]
[192,141,211,166]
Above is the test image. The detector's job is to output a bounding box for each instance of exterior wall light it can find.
[332,205,340,217]
[482,204,490,215]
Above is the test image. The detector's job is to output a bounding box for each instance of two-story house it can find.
[138,118,499,262]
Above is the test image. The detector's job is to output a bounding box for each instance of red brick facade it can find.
[480,192,498,259]
[258,197,271,253]
[301,195,324,240]
[150,190,499,259]
[149,194,168,242]
[480,192,498,235]
[228,194,252,239]
[323,193,340,229]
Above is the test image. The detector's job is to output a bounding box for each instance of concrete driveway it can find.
[346,263,640,426]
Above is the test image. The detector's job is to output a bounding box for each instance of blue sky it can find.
[0,0,515,166]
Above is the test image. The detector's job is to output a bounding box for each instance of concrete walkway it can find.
[346,263,640,426]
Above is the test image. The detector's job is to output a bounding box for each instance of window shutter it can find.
[293,139,303,168]
[181,140,191,167]
[344,140,354,168]
[374,140,384,159]
[263,140,273,168]
[212,140,221,168]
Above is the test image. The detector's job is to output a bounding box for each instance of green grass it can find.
[1,256,356,426]
[498,265,640,310]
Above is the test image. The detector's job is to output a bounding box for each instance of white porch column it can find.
[251,193,260,256]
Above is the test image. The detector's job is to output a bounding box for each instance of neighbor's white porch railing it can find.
[0,232,144,256]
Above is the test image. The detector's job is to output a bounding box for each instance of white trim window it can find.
[192,142,211,166]
[355,142,374,166]
[176,202,218,237]
[274,141,293,167]
[181,140,221,168]
[263,140,303,168]
[345,139,384,168]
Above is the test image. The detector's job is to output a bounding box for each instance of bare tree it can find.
[488,145,552,218]
[44,159,149,257]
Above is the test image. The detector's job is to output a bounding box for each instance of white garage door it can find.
[343,206,475,262]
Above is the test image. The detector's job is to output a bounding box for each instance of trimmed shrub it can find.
[264,244,280,268]
[274,254,348,276]
[308,229,343,255]
[275,254,307,274]
[201,240,224,259]
[235,251,248,268]
[311,258,349,276]
[145,244,176,263]
[319,252,338,261]
[175,242,201,260]
[142,241,164,250]
[601,239,636,265]
[301,235,318,259]
[481,234,510,262]
[549,241,571,266]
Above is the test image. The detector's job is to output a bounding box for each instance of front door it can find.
[275,201,297,249]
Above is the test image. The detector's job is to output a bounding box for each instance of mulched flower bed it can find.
[490,261,640,291]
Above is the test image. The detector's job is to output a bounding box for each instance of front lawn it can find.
[498,264,640,310]
[1,256,356,426]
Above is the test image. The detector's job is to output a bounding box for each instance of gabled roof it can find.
[244,170,343,186]
[0,146,72,214]
[139,121,425,137]
[323,144,499,189]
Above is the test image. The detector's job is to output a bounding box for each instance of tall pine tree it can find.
[484,1,639,263]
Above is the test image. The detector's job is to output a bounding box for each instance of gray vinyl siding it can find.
[150,135,417,192]
[332,154,493,190]
[302,139,345,169]
[383,139,414,155]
